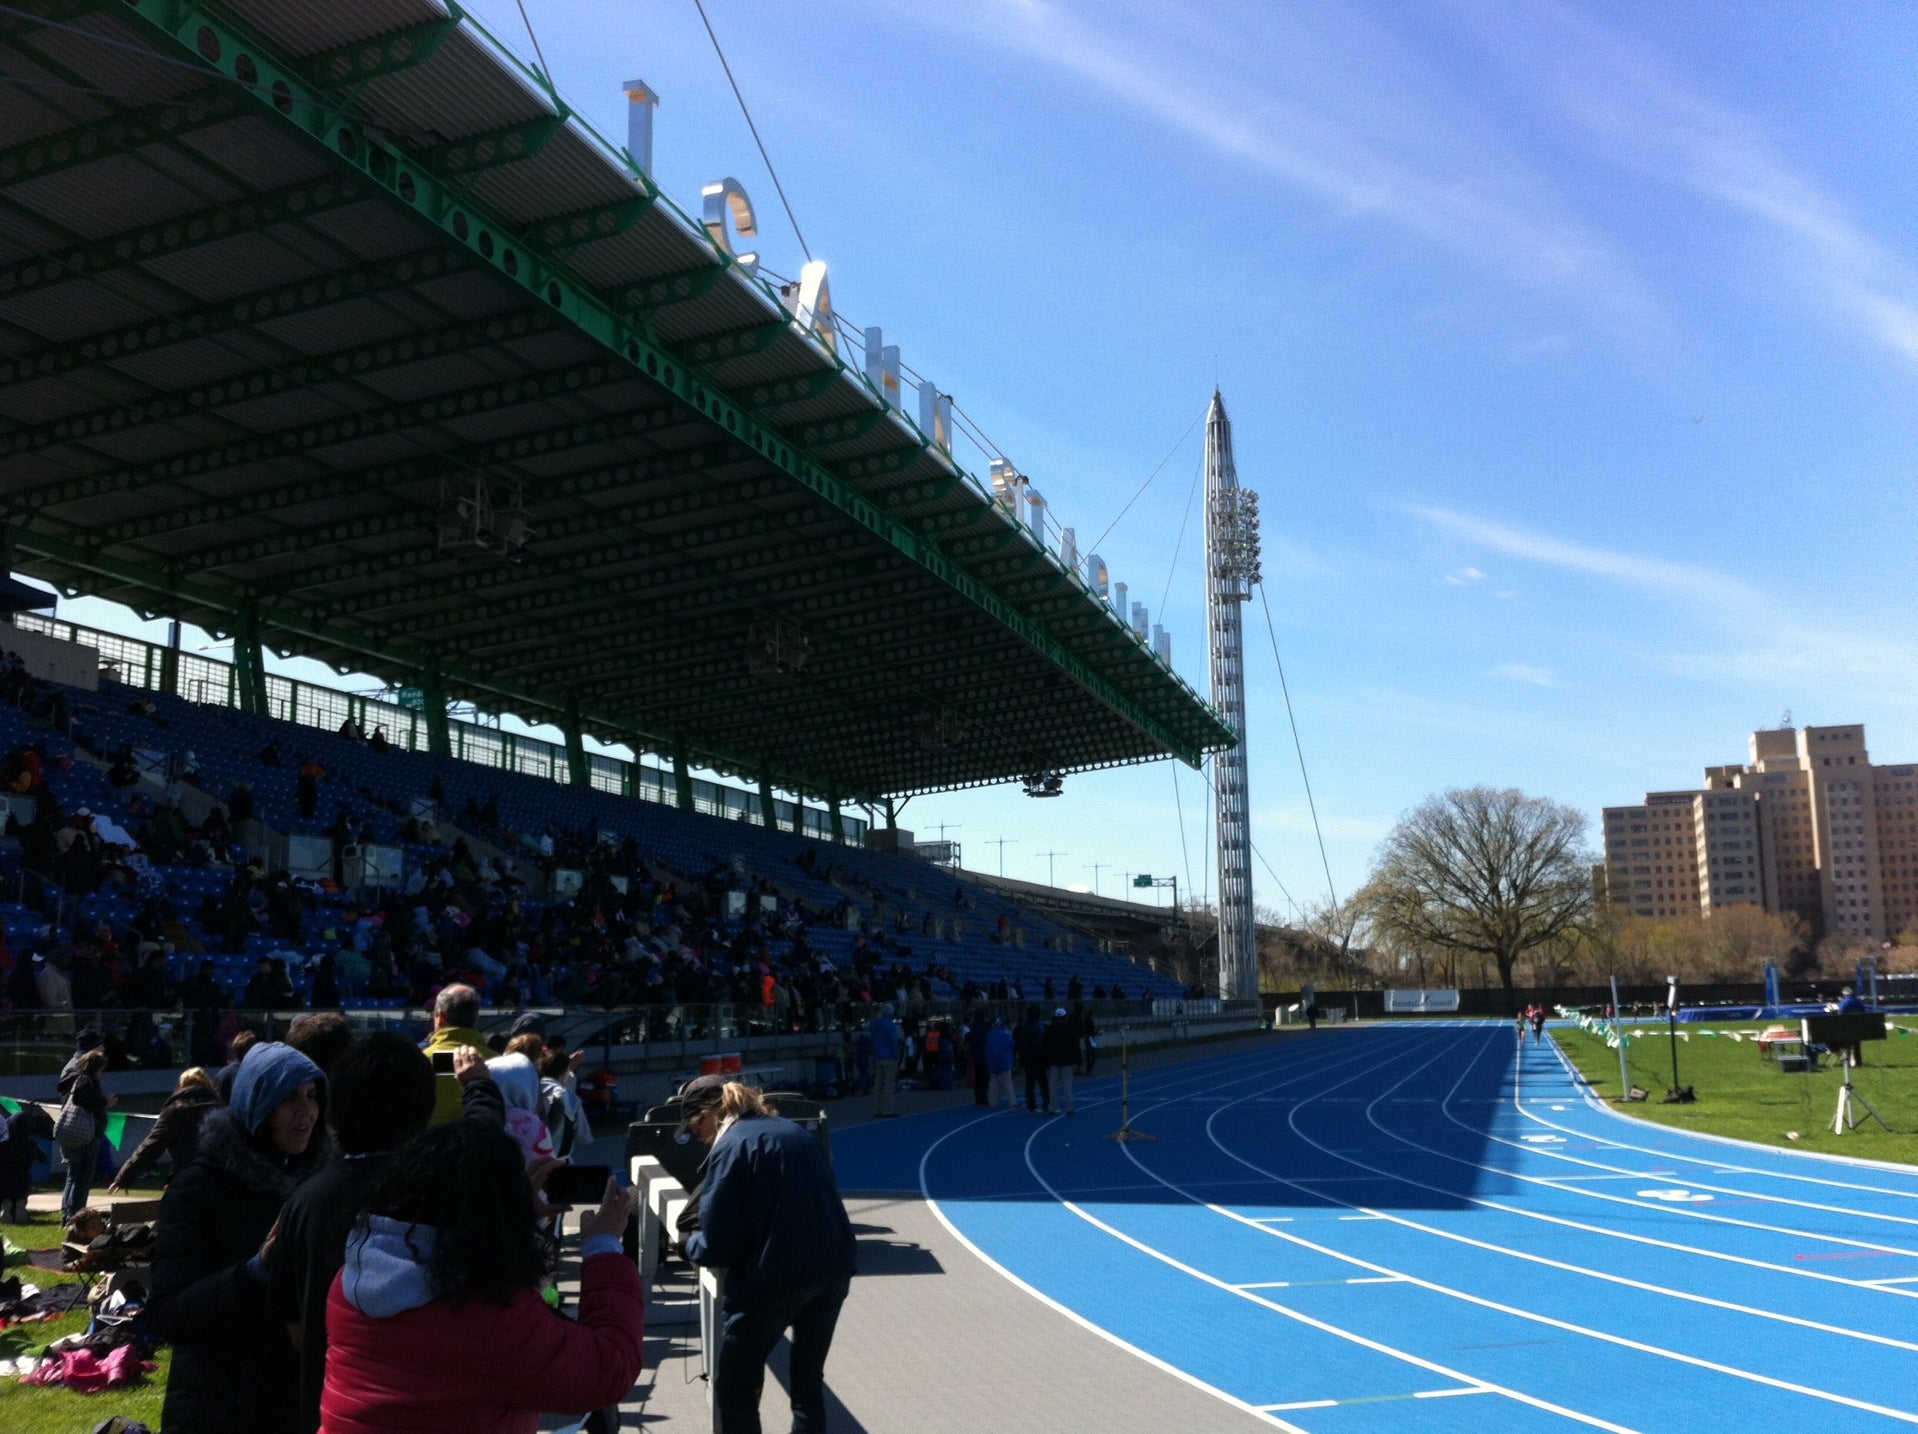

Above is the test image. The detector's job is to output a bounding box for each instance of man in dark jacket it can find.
[266,1031,437,1434]
[1015,1005,1049,1114]
[1042,1006,1080,1115]
[965,1008,991,1108]
[682,1078,855,1434]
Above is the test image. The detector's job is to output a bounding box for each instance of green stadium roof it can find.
[0,0,1235,803]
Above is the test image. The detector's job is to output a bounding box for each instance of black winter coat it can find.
[1041,1017,1080,1068]
[149,1108,321,1434]
[116,1082,218,1187]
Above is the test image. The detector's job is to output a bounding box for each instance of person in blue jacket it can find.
[984,1015,1016,1109]
[681,1076,857,1434]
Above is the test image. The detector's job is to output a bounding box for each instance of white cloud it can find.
[1442,565,1485,586]
[1252,804,1391,843]
[898,0,1652,314]
[1455,0,1918,366]
[1490,662,1556,687]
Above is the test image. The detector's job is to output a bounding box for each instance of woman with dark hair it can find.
[321,1119,642,1433]
[150,1042,326,1434]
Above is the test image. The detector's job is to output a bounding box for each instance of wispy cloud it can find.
[1490,662,1557,687]
[1253,804,1390,843]
[1455,0,1918,364]
[1410,506,1764,613]
[899,0,1651,314]
[1442,565,1485,586]
[1409,505,1918,708]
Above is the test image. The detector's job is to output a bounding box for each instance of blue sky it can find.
[55,0,1918,918]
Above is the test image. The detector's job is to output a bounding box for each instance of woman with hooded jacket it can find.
[150,1041,326,1434]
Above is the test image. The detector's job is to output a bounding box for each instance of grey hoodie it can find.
[340,1215,438,1318]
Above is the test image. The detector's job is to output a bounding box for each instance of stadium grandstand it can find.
[0,0,1237,1026]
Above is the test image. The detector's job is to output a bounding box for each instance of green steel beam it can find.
[0,87,244,192]
[0,0,108,33]
[173,452,780,578]
[668,318,795,370]
[300,13,460,88]
[15,357,637,515]
[90,0,1230,767]
[0,172,373,306]
[609,263,728,314]
[426,115,565,181]
[731,369,841,414]
[0,247,475,390]
[529,195,658,254]
[5,308,566,464]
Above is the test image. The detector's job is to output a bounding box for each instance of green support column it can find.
[158,619,181,696]
[564,698,590,787]
[233,603,269,715]
[673,745,694,812]
[758,770,778,831]
[828,794,844,846]
[422,668,452,759]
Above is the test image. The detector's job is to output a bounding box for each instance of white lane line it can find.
[918,1110,1309,1433]
[1518,1038,1918,1203]
[1231,1277,1408,1290]
[909,1032,1407,1434]
[1489,1059,1918,1229]
[1258,1389,1491,1411]
[1407,1038,1918,1277]
[1137,1034,1918,1423]
[1288,1037,1918,1352]
[1868,1276,1918,1286]
[1367,1035,1918,1295]
[1019,1114,1641,1434]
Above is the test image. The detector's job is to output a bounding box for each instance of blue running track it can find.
[833,1024,1918,1432]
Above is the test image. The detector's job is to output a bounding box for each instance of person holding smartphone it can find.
[320,1118,642,1433]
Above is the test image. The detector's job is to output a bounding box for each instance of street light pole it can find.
[986,837,1016,877]
[1664,974,1693,1103]
[1039,850,1066,886]
[1086,862,1109,897]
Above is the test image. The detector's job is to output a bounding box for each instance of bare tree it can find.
[1300,894,1371,989]
[1366,786,1593,1009]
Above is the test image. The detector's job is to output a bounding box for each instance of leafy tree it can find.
[1366,786,1593,1008]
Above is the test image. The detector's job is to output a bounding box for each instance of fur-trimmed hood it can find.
[192,1106,324,1201]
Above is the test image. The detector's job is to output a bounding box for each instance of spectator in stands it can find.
[985,1013,1016,1109]
[268,1030,437,1434]
[296,757,325,821]
[1043,1006,1079,1116]
[106,744,141,789]
[868,1004,901,1118]
[36,952,74,1036]
[682,1079,856,1434]
[243,956,279,1009]
[57,1046,111,1219]
[110,1066,218,1193]
[368,725,390,754]
[1016,1005,1049,1114]
[216,1028,261,1102]
[151,1042,325,1434]
[258,739,282,767]
[320,1119,642,1432]
[422,982,491,1124]
[308,953,342,1010]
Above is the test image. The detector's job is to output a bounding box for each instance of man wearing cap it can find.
[1042,1006,1080,1116]
[868,1004,901,1118]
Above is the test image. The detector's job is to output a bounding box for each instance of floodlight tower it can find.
[1203,390,1261,1000]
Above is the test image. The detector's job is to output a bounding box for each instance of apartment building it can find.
[1603,724,1918,941]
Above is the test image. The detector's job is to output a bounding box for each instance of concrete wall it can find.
[5,624,100,691]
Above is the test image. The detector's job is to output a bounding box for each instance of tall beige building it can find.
[1603,724,1918,942]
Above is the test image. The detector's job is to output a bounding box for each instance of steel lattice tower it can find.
[1203,390,1261,999]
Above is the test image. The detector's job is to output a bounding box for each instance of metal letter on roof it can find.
[917,378,952,452]
[785,260,835,354]
[1084,552,1107,597]
[700,178,759,276]
[862,326,901,407]
[622,78,659,175]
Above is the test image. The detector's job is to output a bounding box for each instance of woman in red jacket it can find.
[320,1120,642,1434]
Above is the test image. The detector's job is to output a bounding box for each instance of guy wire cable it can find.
[692,0,812,262]
[1258,580,1339,912]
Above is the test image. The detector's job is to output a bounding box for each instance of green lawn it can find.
[0,1210,169,1434]
[1553,1019,1918,1167]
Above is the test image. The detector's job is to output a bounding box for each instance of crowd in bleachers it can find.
[0,641,1183,1058]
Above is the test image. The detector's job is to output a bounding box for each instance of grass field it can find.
[0,1210,168,1434]
[1553,1019,1918,1167]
